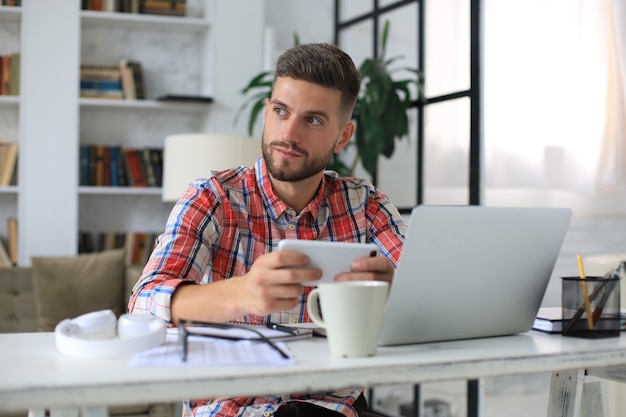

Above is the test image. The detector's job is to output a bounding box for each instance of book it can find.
[119,59,137,100]
[533,307,626,333]
[7,217,18,266]
[149,148,163,187]
[0,238,12,267]
[114,147,129,186]
[141,0,186,16]
[141,148,157,187]
[127,61,145,99]
[9,52,19,96]
[0,141,18,186]
[95,145,106,186]
[124,148,148,187]
[0,54,10,95]
[79,145,90,186]
[532,307,564,333]
[78,231,96,254]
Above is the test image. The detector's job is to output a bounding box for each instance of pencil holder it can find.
[561,276,621,338]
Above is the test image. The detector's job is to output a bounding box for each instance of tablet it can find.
[277,240,379,286]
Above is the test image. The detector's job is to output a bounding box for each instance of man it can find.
[129,43,406,417]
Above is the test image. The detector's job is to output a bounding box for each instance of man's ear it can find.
[334,121,355,153]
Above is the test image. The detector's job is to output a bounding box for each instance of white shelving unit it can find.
[77,2,212,239]
[0,5,21,244]
[9,0,265,265]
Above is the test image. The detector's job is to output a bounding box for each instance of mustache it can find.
[270,141,307,156]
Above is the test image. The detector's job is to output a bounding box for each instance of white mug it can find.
[307,281,389,358]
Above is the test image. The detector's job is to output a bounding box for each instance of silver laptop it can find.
[378,205,572,346]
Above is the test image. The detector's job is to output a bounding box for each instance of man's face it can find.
[262,77,352,182]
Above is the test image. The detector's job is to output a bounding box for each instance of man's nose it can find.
[281,118,302,144]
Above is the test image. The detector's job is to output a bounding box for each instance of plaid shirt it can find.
[129,157,406,417]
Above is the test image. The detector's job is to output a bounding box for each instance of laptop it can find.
[378,205,572,346]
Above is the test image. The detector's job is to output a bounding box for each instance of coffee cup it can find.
[307,281,389,358]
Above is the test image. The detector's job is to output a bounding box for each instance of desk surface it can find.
[1,331,626,412]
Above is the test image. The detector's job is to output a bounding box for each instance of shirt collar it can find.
[255,157,327,220]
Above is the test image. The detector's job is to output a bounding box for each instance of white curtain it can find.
[596,0,626,191]
[482,0,626,194]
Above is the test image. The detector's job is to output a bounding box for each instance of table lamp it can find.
[161,133,261,202]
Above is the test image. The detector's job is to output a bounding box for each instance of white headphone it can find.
[54,309,166,359]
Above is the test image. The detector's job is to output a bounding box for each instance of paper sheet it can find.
[129,331,295,366]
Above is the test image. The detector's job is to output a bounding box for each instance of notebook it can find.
[378,205,572,346]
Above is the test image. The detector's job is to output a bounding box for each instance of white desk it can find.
[1,331,625,417]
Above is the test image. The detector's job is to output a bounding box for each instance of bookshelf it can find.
[5,0,265,265]
[0,4,21,248]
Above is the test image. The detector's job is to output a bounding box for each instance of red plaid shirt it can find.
[129,157,406,417]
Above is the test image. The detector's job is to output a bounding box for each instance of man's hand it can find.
[238,250,321,315]
[334,255,395,284]
[171,250,320,324]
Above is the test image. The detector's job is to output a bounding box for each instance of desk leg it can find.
[546,369,605,417]
[547,369,584,417]
[467,379,480,417]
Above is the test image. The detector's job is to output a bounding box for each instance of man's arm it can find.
[170,250,321,325]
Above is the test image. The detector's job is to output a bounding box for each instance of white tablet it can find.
[277,239,379,286]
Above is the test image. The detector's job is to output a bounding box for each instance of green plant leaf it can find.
[240,71,273,94]
[234,89,271,134]
[247,98,268,136]
[380,20,390,59]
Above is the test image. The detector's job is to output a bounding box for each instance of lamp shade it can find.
[162,133,261,202]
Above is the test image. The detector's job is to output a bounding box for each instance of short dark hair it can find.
[274,43,360,123]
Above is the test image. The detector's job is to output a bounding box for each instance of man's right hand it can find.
[171,250,321,324]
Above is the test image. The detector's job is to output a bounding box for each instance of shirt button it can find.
[263,412,271,417]
[288,224,295,231]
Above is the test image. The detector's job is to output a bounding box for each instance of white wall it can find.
[265,0,334,57]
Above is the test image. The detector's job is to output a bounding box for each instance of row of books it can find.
[80,60,145,100]
[0,53,19,96]
[0,140,18,186]
[0,1,21,6]
[78,230,160,266]
[82,0,187,16]
[79,145,163,187]
[0,218,18,267]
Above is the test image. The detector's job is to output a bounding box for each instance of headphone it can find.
[54,309,167,359]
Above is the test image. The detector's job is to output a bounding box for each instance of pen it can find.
[266,321,302,335]
[577,253,595,330]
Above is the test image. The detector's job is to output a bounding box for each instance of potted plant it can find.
[236,21,422,181]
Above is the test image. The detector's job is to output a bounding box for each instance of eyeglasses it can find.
[177,319,289,362]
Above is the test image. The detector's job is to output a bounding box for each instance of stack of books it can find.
[80,60,145,100]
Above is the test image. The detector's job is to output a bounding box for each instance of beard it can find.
[262,133,336,182]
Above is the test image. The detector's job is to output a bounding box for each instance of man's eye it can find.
[308,117,321,126]
[274,108,286,116]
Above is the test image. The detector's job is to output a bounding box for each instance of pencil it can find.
[577,253,594,330]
